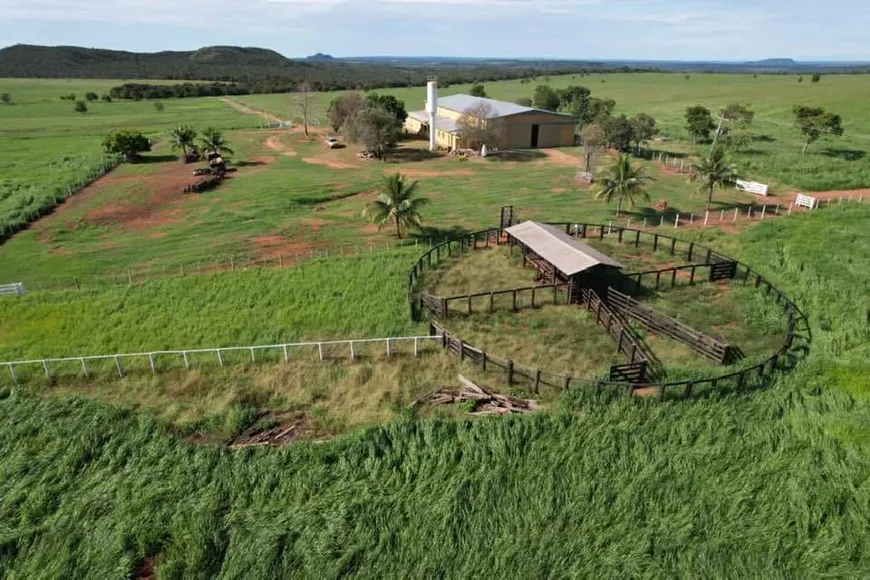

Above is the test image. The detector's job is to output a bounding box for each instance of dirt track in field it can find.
[220,97,283,123]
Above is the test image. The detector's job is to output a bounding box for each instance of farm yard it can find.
[1,71,870,578]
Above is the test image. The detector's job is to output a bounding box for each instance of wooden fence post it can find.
[507,360,514,385]
[683,381,694,399]
[534,369,541,394]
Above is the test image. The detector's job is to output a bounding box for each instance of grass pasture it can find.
[2,73,870,577]
[0,77,257,240]
[0,125,758,283]
[0,179,869,578]
[237,72,870,191]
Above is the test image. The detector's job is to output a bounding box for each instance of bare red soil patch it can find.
[541,149,581,167]
[264,134,297,157]
[133,555,158,580]
[251,235,315,261]
[82,164,206,232]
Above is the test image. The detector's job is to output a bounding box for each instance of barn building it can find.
[505,221,624,300]
[405,93,576,150]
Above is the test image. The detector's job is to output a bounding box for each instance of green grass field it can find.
[0,77,257,240]
[0,206,869,577]
[2,74,870,577]
[237,72,870,191]
[0,126,758,283]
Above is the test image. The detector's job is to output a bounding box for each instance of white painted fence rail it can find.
[0,283,25,296]
[795,194,819,209]
[2,335,443,385]
[736,180,769,196]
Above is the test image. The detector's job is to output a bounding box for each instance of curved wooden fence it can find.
[408,221,809,400]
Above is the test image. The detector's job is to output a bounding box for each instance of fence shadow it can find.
[821,148,866,161]
[135,154,178,164]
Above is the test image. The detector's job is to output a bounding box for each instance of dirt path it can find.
[220,97,283,123]
[541,149,581,167]
[264,134,297,157]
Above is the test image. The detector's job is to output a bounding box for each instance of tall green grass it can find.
[0,204,869,578]
[0,250,421,361]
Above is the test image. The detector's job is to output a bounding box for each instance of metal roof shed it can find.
[505,221,624,277]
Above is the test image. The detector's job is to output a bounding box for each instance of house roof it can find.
[407,110,460,134]
[436,94,575,120]
[505,221,624,276]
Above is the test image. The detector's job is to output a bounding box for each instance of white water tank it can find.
[426,76,438,151]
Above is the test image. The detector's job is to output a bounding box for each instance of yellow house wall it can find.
[405,117,425,133]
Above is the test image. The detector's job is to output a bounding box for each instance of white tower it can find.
[426,76,438,152]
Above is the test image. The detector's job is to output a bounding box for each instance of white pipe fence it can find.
[2,335,443,385]
[0,283,25,296]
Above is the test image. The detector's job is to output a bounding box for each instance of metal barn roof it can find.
[407,110,460,133]
[505,221,624,276]
[436,94,575,120]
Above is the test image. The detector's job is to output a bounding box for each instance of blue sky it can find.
[1,0,867,61]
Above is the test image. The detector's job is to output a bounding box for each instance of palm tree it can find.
[168,125,198,162]
[689,145,739,211]
[200,128,234,158]
[362,173,430,239]
[595,155,651,216]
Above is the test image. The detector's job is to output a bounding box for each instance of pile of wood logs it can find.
[414,375,539,415]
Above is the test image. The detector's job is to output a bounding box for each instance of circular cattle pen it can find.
[407,207,810,401]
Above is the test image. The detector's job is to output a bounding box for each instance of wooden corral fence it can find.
[421,282,571,319]
[416,219,810,401]
[605,288,739,365]
[0,283,25,296]
[407,227,504,320]
[1,335,442,386]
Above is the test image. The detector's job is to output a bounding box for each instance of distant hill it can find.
[306,53,335,61]
[0,44,602,91]
[0,44,317,81]
[750,58,798,66]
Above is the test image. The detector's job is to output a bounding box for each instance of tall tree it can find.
[629,113,656,148]
[365,93,408,124]
[168,125,199,162]
[533,85,560,111]
[595,155,651,215]
[689,145,739,212]
[200,128,234,158]
[362,173,430,239]
[558,85,591,120]
[793,105,844,155]
[580,123,606,172]
[719,103,754,150]
[456,102,500,150]
[469,83,487,98]
[103,130,151,162]
[327,92,365,132]
[685,105,716,144]
[583,97,616,126]
[602,115,634,151]
[344,105,401,158]
[295,82,313,137]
